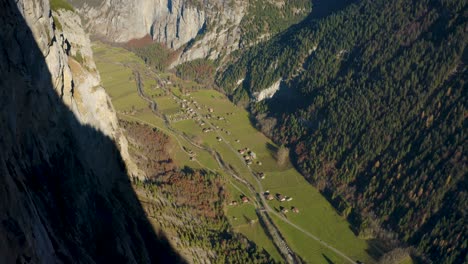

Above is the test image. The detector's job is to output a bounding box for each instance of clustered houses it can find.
[237,148,259,165]
[167,95,205,123]
[275,194,294,203]
[282,207,300,214]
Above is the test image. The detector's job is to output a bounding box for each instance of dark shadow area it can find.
[309,0,358,20]
[0,1,184,263]
[322,253,335,264]
[365,239,387,261]
[265,142,278,158]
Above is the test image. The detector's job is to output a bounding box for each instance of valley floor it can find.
[92,41,399,264]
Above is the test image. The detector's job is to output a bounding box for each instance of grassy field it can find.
[171,89,377,263]
[93,42,378,263]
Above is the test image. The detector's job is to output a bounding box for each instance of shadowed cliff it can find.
[0,0,184,263]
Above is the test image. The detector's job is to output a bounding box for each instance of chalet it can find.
[216,137,223,142]
[281,208,289,214]
[235,139,240,143]
[246,160,253,165]
[266,194,274,201]
[257,172,266,179]
[244,155,250,160]
[229,201,238,206]
[238,149,246,155]
[286,197,293,202]
[291,207,300,213]
[208,108,214,113]
[248,151,257,159]
[276,194,286,202]
[257,161,262,166]
[241,196,249,203]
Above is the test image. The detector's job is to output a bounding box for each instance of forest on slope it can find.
[218,0,467,263]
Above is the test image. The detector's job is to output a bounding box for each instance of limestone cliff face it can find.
[50,8,141,177]
[0,0,179,262]
[71,0,246,64]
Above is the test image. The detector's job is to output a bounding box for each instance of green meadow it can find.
[93,42,379,263]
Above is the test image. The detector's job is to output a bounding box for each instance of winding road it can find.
[130,69,358,264]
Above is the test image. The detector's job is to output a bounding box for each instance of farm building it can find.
[277,194,286,202]
[257,172,266,179]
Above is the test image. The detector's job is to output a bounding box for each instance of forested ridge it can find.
[218,0,467,262]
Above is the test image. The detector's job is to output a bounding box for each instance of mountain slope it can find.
[0,0,182,262]
[218,0,467,262]
[70,0,311,65]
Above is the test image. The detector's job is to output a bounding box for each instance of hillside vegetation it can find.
[218,0,467,263]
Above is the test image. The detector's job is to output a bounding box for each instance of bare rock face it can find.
[51,8,142,177]
[71,0,206,48]
[71,0,246,64]
[0,0,179,262]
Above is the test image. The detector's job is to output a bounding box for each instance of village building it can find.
[286,197,293,202]
[229,201,238,206]
[281,207,289,214]
[248,151,257,159]
[291,207,300,213]
[208,108,214,113]
[241,196,249,203]
[277,194,286,202]
[266,194,274,201]
[257,172,266,179]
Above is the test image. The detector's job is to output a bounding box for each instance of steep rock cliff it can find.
[70,0,246,64]
[0,0,179,262]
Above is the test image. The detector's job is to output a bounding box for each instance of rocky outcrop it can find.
[0,0,180,262]
[253,79,282,102]
[51,8,141,177]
